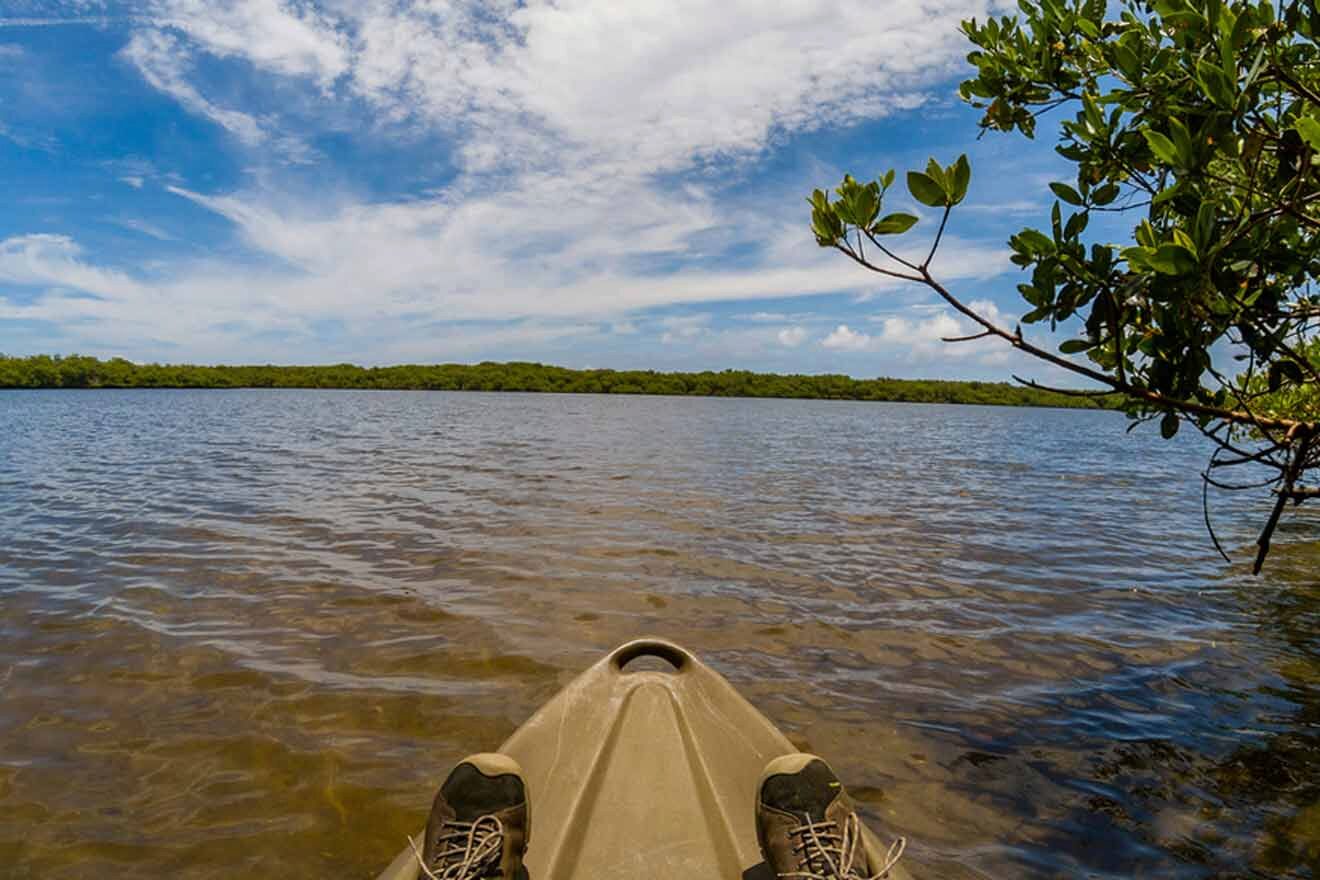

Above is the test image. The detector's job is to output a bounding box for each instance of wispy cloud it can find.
[122,29,266,145]
[109,216,175,241]
[776,326,807,348]
[2,0,1036,370]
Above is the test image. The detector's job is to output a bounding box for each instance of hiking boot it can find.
[755,753,905,879]
[418,753,530,880]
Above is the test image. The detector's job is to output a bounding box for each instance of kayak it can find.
[376,638,912,880]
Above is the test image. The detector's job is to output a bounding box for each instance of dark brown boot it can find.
[755,753,904,879]
[419,753,530,879]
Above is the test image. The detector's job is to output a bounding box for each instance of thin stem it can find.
[862,229,921,272]
[923,206,952,270]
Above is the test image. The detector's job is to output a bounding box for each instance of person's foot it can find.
[755,753,904,879]
[417,753,530,880]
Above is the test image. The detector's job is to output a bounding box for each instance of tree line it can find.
[0,354,1117,410]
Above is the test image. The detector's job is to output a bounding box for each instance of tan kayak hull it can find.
[377,638,911,880]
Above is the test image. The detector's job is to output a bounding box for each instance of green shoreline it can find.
[0,354,1117,410]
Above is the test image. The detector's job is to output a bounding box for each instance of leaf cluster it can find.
[959,0,1320,435]
[809,158,970,253]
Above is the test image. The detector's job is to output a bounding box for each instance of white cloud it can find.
[875,310,962,350]
[11,0,1028,361]
[821,324,872,352]
[122,29,267,145]
[149,0,349,88]
[776,325,807,348]
[659,314,711,344]
[961,199,1044,215]
[110,216,176,241]
[125,0,1008,176]
[121,27,318,163]
[743,311,790,323]
[859,298,1022,363]
[0,234,143,299]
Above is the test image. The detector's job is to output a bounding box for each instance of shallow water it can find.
[0,389,1317,878]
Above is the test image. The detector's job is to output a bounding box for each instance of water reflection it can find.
[0,390,1316,878]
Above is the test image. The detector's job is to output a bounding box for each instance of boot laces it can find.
[410,814,505,880]
[780,813,906,880]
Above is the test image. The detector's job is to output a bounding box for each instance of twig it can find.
[1012,376,1115,398]
[923,205,952,269]
[1254,432,1314,574]
[862,229,922,272]
[833,244,924,283]
[943,330,994,343]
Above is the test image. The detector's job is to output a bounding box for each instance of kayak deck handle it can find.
[609,639,694,674]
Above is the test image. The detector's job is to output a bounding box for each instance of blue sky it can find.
[0,0,1096,380]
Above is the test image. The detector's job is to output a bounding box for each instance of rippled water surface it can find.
[2,389,1318,879]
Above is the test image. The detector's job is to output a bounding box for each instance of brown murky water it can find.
[1,389,1317,879]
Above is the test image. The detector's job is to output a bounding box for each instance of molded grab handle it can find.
[608,638,696,674]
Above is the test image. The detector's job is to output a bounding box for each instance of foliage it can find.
[1242,335,1320,422]
[810,0,1320,570]
[0,353,1120,410]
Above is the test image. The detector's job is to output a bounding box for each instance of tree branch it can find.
[1255,433,1314,574]
[832,244,924,283]
[943,330,994,343]
[1012,375,1115,398]
[916,269,1309,433]
[861,229,921,272]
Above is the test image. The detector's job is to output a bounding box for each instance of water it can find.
[0,389,1317,879]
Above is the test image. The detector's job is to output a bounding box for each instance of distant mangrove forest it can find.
[0,354,1117,410]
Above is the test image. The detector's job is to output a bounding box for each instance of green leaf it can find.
[950,155,971,205]
[1160,411,1180,439]
[1148,243,1198,275]
[1092,182,1120,205]
[871,212,919,235]
[881,169,896,190]
[1059,339,1093,354]
[1168,118,1194,165]
[1065,210,1089,239]
[907,171,948,207]
[1050,182,1085,205]
[1014,228,1055,255]
[1295,116,1320,151]
[1143,130,1179,165]
[1153,182,1183,205]
[1114,43,1140,80]
[925,158,950,193]
[853,184,880,227]
[1171,228,1198,258]
[1194,202,1216,252]
[809,195,843,246]
[1195,58,1235,108]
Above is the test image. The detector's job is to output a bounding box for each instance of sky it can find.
[0,0,1093,380]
